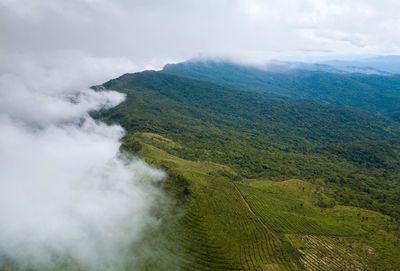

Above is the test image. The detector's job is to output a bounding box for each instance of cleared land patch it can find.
[286,234,375,271]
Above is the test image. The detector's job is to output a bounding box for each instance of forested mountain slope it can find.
[91,70,400,271]
[93,70,400,217]
[100,71,400,144]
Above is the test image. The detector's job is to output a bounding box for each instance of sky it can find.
[2,0,400,69]
[0,0,399,270]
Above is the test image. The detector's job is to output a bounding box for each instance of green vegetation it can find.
[89,68,400,270]
[124,132,400,270]
[94,71,400,219]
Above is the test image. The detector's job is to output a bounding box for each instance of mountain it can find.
[91,69,400,271]
[323,55,400,74]
[94,70,400,214]
[264,60,390,75]
[163,60,400,115]
[98,71,400,146]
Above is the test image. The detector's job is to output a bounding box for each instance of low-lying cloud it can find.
[0,52,165,270]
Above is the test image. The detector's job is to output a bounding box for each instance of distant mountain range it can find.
[263,60,391,75]
[322,55,400,74]
[163,59,400,115]
[268,55,400,75]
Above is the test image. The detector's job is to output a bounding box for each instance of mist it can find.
[0,52,166,270]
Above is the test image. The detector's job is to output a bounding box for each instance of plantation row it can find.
[138,169,303,270]
[185,174,299,270]
[125,135,400,270]
[235,182,357,236]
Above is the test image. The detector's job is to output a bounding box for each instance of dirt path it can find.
[232,183,282,245]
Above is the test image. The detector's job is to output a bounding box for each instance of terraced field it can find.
[129,132,400,271]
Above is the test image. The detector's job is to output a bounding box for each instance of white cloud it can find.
[0,115,165,269]
[0,42,164,271]
[0,51,136,126]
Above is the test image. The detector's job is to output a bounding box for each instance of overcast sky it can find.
[1,0,400,70]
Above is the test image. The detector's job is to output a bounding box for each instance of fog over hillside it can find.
[0,53,166,270]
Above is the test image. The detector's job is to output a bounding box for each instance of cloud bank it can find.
[0,52,165,270]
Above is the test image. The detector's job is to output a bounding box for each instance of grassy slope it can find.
[127,132,400,271]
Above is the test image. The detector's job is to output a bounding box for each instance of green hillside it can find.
[163,60,400,115]
[120,132,400,271]
[90,70,400,270]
